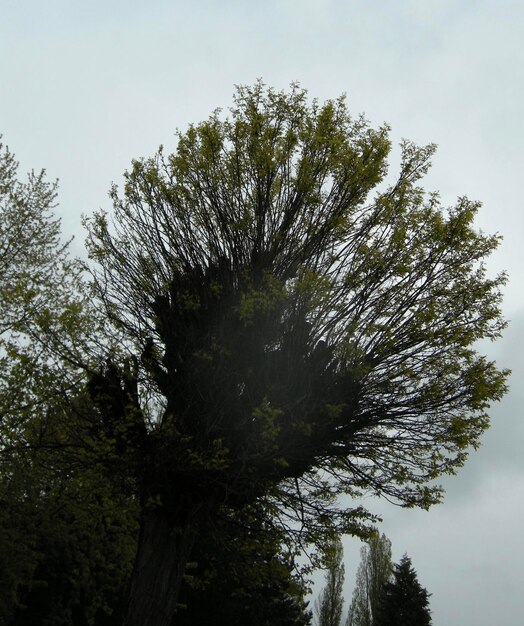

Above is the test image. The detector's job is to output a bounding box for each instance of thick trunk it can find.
[123,507,196,626]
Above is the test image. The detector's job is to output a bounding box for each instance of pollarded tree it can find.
[84,82,508,626]
[374,555,431,626]
[315,537,345,626]
[346,533,392,626]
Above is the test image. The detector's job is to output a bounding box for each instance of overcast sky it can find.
[1,1,523,624]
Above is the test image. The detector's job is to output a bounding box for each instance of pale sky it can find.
[1,2,523,624]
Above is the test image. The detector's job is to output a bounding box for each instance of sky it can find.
[1,1,523,623]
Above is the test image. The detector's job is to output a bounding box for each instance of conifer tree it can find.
[374,555,431,626]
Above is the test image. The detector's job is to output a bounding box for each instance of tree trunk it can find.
[123,507,197,626]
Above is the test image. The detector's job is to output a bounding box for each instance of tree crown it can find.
[84,83,508,544]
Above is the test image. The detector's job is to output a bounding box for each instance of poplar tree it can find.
[346,533,392,626]
[315,537,345,626]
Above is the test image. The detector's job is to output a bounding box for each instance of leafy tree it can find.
[315,537,345,626]
[346,533,392,626]
[0,136,65,338]
[0,138,135,624]
[2,453,138,626]
[84,82,508,625]
[0,137,102,459]
[0,137,77,620]
[374,555,431,626]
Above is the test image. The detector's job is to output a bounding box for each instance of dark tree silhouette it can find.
[84,83,508,625]
[375,555,431,626]
[177,503,312,626]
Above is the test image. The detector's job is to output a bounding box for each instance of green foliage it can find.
[84,82,508,557]
[0,138,63,338]
[0,385,139,625]
[0,137,105,457]
[374,555,431,626]
[0,138,136,624]
[1,454,138,626]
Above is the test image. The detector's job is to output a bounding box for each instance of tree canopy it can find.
[0,80,509,626]
[0,137,102,460]
[87,81,507,522]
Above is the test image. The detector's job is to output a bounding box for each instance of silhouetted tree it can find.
[374,555,431,626]
[177,503,312,626]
